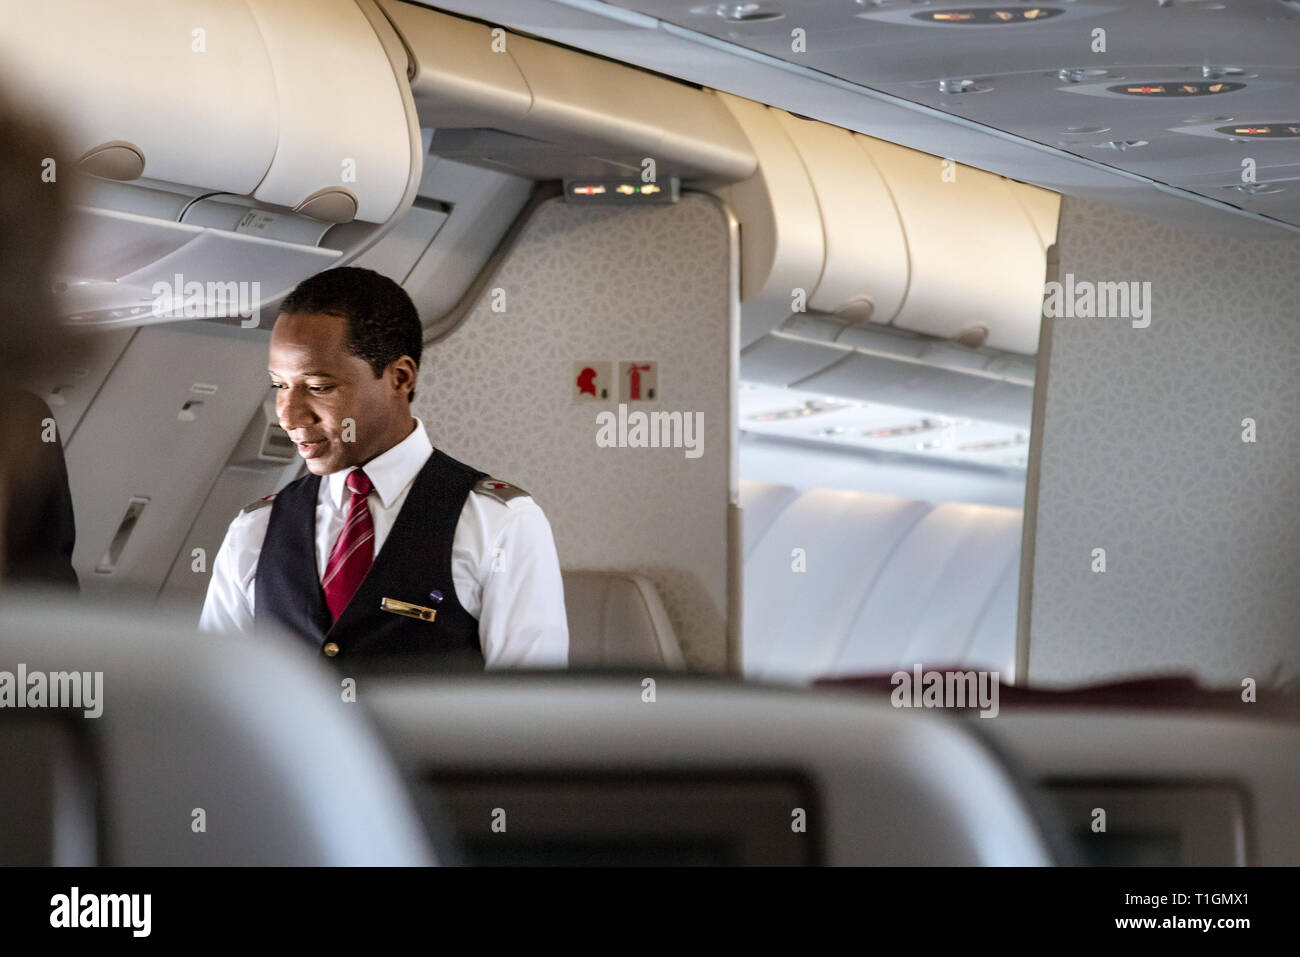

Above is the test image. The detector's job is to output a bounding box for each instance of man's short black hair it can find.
[279,267,423,403]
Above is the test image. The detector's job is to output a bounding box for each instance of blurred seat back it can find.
[0,589,435,865]
[563,570,685,669]
[361,673,1055,866]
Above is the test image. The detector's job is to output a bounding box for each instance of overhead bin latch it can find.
[833,297,875,326]
[950,323,991,349]
[293,187,359,224]
[75,140,145,181]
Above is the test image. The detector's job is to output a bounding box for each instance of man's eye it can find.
[309,385,334,394]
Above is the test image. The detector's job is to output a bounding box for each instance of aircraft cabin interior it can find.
[0,0,1297,885]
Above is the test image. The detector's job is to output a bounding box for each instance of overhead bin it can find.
[377,5,534,127]
[376,0,757,184]
[797,351,1033,429]
[858,137,1053,355]
[711,95,823,319]
[741,332,1033,429]
[506,36,753,182]
[246,0,413,223]
[0,0,278,196]
[712,96,1059,357]
[773,112,909,326]
[0,0,420,328]
[3,0,412,220]
[1009,181,1064,252]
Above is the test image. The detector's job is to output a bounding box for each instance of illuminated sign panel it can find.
[913,7,1064,24]
[1213,123,1300,138]
[1107,81,1246,97]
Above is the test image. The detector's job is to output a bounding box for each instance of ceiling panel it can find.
[605,0,1300,228]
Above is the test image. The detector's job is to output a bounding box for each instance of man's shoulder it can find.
[469,477,537,512]
[223,491,279,544]
[460,477,557,562]
[239,492,279,515]
[235,466,318,518]
[211,492,275,560]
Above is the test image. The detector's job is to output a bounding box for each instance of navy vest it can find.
[255,448,488,669]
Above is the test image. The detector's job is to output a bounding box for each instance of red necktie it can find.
[322,468,374,621]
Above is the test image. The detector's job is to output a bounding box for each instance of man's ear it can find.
[388,355,419,400]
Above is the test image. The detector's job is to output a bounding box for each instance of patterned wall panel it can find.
[410,194,733,669]
[1029,196,1300,686]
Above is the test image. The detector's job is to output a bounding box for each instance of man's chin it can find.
[302,455,344,475]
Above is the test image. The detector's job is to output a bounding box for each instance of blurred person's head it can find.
[269,267,423,476]
[0,89,71,384]
[0,87,75,577]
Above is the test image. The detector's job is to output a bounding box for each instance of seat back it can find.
[362,673,1055,866]
[0,589,435,865]
[563,570,686,669]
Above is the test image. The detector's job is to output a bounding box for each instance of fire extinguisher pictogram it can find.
[619,360,657,402]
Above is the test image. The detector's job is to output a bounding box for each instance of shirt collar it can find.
[325,416,431,511]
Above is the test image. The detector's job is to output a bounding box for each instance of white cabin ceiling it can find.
[420,0,1300,238]
[604,0,1300,229]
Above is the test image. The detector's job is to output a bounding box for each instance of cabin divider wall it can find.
[410,193,734,669]
[1028,196,1300,686]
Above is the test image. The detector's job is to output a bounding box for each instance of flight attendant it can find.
[199,267,568,669]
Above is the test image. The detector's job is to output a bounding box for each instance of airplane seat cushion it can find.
[562,570,686,669]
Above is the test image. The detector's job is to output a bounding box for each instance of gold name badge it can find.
[380,597,438,622]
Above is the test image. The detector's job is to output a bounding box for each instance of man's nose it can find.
[277,387,317,431]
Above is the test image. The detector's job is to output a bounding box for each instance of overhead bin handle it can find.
[94,496,150,575]
[293,187,359,224]
[951,324,990,349]
[76,141,145,182]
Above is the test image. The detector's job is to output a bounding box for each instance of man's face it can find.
[268,311,414,475]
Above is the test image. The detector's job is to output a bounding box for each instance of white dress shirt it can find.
[199,416,568,668]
